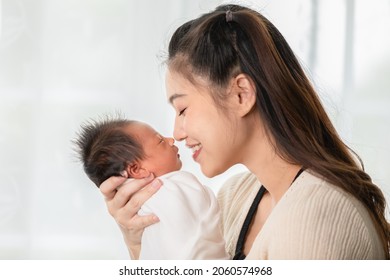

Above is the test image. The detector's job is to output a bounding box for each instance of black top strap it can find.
[233,185,266,260]
[232,168,305,260]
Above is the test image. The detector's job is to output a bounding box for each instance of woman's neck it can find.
[241,127,301,204]
[250,157,301,204]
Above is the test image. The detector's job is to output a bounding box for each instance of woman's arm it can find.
[99,173,162,259]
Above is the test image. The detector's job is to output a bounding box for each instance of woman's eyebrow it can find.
[168,93,186,104]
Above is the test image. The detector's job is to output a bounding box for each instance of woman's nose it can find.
[173,117,186,141]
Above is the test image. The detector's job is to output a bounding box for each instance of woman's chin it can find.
[200,164,225,178]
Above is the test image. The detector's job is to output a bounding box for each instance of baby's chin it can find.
[170,164,182,173]
[177,159,183,170]
[172,157,183,171]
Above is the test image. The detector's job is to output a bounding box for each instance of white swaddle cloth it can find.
[137,170,229,259]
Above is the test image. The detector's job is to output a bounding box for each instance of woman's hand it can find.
[99,173,162,259]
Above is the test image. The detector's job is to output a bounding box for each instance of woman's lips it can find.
[192,148,201,160]
[191,144,202,161]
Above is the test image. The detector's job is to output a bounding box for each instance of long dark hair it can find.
[168,4,389,258]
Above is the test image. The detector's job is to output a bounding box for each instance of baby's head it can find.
[74,117,182,187]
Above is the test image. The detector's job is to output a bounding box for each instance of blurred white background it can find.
[0,0,389,259]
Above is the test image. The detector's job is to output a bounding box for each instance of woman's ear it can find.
[230,74,257,117]
[126,162,150,179]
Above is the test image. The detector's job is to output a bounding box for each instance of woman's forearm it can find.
[120,226,140,260]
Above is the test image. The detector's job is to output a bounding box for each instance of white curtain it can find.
[1,0,389,259]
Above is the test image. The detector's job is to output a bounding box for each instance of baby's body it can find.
[75,118,228,259]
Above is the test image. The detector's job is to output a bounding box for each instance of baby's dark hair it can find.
[73,117,144,187]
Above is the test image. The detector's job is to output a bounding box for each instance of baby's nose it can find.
[168,137,175,146]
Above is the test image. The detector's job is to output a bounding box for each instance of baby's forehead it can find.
[125,121,158,139]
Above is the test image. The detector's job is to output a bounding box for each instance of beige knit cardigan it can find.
[217,169,385,259]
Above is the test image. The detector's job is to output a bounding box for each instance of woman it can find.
[100,4,389,259]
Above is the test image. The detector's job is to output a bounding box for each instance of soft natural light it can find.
[1,0,389,259]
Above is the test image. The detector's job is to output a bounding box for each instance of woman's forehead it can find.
[165,69,213,101]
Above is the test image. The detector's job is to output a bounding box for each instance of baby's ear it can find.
[127,162,150,179]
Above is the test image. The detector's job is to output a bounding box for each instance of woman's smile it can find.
[186,143,203,161]
[191,144,202,161]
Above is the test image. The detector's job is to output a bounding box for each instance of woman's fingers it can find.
[99,174,162,221]
[100,173,154,202]
[110,175,159,210]
[118,214,160,230]
[99,175,128,200]
[134,214,160,229]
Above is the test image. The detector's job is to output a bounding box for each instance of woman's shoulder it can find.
[286,170,370,214]
[284,170,375,225]
[259,170,385,259]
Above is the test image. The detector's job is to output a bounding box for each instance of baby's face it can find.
[126,122,182,177]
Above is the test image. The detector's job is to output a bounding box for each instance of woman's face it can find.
[165,69,241,177]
